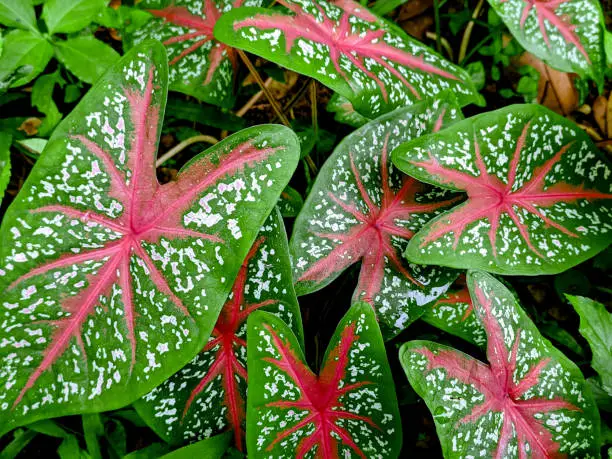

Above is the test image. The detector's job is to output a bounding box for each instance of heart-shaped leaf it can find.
[134,208,303,449]
[291,100,462,339]
[0,42,299,434]
[421,276,486,347]
[392,104,612,275]
[214,0,484,118]
[247,302,402,458]
[401,271,600,458]
[125,0,261,107]
[487,0,605,87]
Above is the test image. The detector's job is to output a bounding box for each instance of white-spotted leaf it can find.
[125,0,261,107]
[421,275,486,347]
[326,93,371,128]
[247,302,402,458]
[392,104,612,276]
[214,0,484,118]
[0,42,299,434]
[401,271,600,458]
[134,208,303,449]
[291,100,462,339]
[487,0,605,87]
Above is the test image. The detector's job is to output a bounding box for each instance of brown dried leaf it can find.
[397,0,433,21]
[17,118,42,136]
[593,95,607,136]
[517,52,578,116]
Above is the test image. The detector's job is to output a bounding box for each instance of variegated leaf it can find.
[326,93,371,128]
[247,302,402,458]
[392,104,612,275]
[125,0,261,107]
[134,208,303,449]
[421,275,486,347]
[291,100,462,339]
[401,270,600,458]
[487,0,605,87]
[278,185,304,217]
[214,0,484,118]
[0,42,299,434]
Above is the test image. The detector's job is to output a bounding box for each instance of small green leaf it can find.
[57,435,87,459]
[54,36,120,84]
[464,61,485,91]
[278,186,304,217]
[82,414,104,459]
[0,0,37,32]
[43,0,108,35]
[31,72,63,137]
[165,97,246,131]
[26,419,69,438]
[567,295,612,396]
[0,132,11,208]
[160,432,231,459]
[0,30,54,88]
[0,429,37,459]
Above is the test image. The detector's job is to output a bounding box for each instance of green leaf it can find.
[123,443,170,459]
[0,41,300,435]
[278,186,303,217]
[291,99,462,338]
[159,432,231,459]
[214,0,484,119]
[401,270,601,458]
[0,0,37,32]
[82,414,104,459]
[0,132,11,208]
[567,295,612,396]
[0,29,54,88]
[246,302,402,457]
[486,0,606,88]
[464,61,485,92]
[392,104,612,275]
[26,419,69,438]
[57,435,87,459]
[371,0,409,16]
[124,0,259,107]
[31,72,63,136]
[54,36,120,85]
[134,208,304,448]
[165,97,246,131]
[42,0,109,35]
[0,429,37,459]
[326,93,371,128]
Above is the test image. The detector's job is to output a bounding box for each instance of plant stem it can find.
[156,135,219,167]
[236,77,274,117]
[425,31,454,61]
[237,50,291,127]
[433,0,442,54]
[458,0,485,63]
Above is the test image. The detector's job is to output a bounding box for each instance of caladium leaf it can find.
[134,208,303,449]
[0,42,299,434]
[487,0,605,87]
[291,100,462,339]
[326,93,371,128]
[392,104,612,276]
[567,295,612,396]
[125,0,261,107]
[401,270,600,458]
[421,275,486,347]
[247,302,402,458]
[214,0,484,118]
[278,185,304,217]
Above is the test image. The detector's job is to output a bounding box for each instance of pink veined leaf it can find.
[125,0,260,107]
[487,0,605,87]
[392,104,612,276]
[247,302,402,458]
[133,208,303,449]
[0,42,299,434]
[401,270,600,458]
[421,275,487,347]
[214,0,483,118]
[291,100,463,339]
